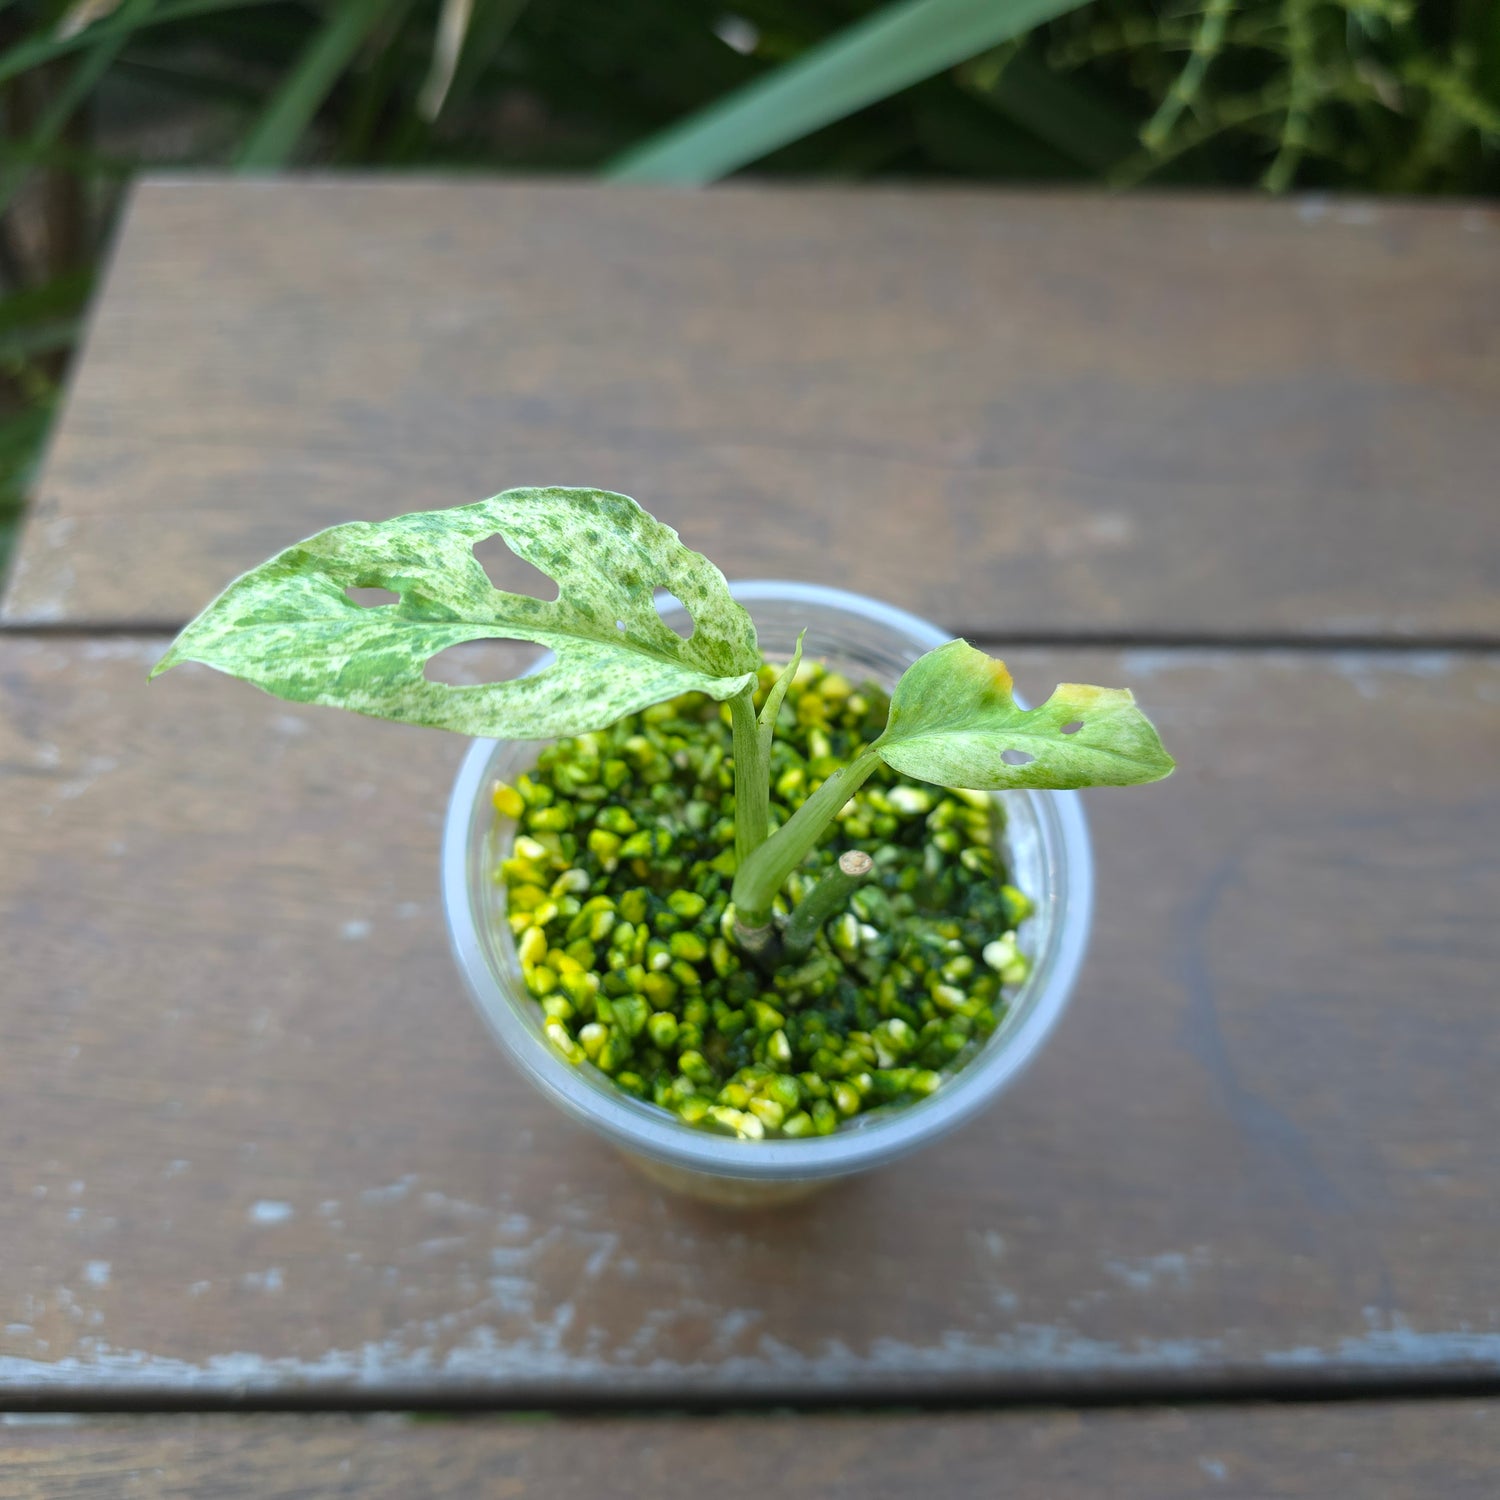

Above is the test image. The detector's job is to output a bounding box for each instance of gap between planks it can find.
[7,1370,1500,1417]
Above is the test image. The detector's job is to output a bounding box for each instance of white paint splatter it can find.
[242,1268,284,1292]
[1103,1251,1205,1292]
[974,1229,1006,1260]
[341,919,372,941]
[248,1201,294,1226]
[361,1176,417,1205]
[709,1308,763,1355]
[6,1271,1500,1400]
[57,755,118,801]
[421,1190,492,1221]
[1332,652,1455,700]
[1200,1458,1228,1482]
[418,1237,470,1258]
[81,639,163,665]
[581,1232,619,1282]
[82,1262,111,1288]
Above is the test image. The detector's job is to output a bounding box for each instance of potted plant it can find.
[154,487,1173,1203]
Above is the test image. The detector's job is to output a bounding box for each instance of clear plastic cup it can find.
[442,582,1093,1205]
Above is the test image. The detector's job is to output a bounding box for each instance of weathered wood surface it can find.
[3,1405,1500,1498]
[4,180,1497,636]
[2,639,1496,1400]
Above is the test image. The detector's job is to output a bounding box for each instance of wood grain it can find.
[3,179,1496,636]
[1,640,1497,1400]
[4,1405,1500,1498]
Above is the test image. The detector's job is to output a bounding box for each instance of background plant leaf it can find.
[232,0,404,168]
[151,487,761,738]
[875,639,1174,791]
[606,0,1095,185]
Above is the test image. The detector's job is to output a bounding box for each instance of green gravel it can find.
[493,659,1034,1140]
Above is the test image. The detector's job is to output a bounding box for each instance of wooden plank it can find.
[3,1405,1500,1498]
[3,179,1496,636]
[2,639,1497,1400]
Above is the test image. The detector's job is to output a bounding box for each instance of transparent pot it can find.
[442,582,1093,1205]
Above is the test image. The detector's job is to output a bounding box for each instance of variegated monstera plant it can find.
[153,487,1173,945]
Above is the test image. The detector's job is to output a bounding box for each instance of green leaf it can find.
[958,46,1140,172]
[757,625,805,762]
[429,0,530,120]
[0,317,78,360]
[151,487,762,738]
[0,0,155,221]
[233,0,402,169]
[0,270,93,334]
[606,0,1095,185]
[0,402,53,510]
[874,639,1174,791]
[0,0,283,86]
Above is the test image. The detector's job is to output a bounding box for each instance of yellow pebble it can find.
[492,782,525,820]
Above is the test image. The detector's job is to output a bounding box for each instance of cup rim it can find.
[442,581,1094,1181]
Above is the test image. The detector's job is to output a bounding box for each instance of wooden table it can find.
[2,178,1498,1494]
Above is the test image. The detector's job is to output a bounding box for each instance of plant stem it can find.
[1262,0,1314,192]
[728,683,767,873]
[731,915,781,973]
[784,849,873,958]
[1138,0,1234,154]
[732,749,882,929]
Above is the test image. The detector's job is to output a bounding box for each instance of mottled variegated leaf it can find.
[875,639,1174,791]
[151,488,761,737]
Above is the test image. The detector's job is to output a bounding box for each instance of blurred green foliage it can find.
[1,0,1496,584]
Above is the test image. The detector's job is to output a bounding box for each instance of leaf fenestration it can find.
[151,487,761,737]
[874,639,1174,790]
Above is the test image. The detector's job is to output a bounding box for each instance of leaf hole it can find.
[1061,720,1084,735]
[422,640,539,686]
[1001,749,1035,767]
[616,619,627,632]
[472,536,560,602]
[345,586,399,608]
[654,590,695,640]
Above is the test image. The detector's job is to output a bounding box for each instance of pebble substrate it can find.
[494,660,1033,1140]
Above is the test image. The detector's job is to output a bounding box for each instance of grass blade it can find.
[0,0,154,220]
[233,0,401,168]
[607,0,1093,184]
[417,0,473,119]
[0,403,54,588]
[427,0,529,121]
[0,271,91,362]
[0,0,282,85]
[959,46,1139,172]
